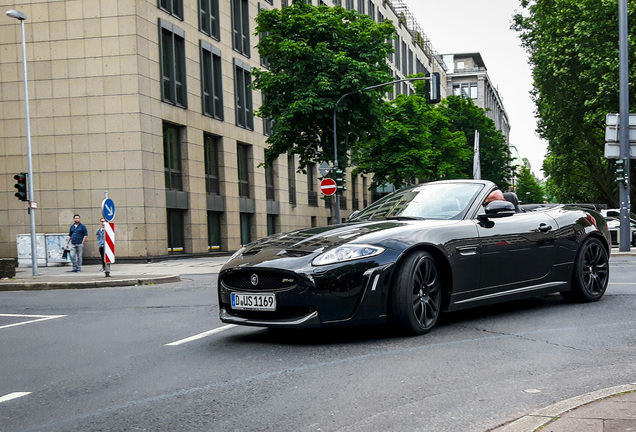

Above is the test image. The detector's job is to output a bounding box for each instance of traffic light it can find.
[334,168,346,194]
[13,172,28,201]
[426,72,441,104]
[615,159,626,185]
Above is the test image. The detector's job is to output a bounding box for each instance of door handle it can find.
[538,223,552,233]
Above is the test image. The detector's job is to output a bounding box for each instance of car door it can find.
[476,210,557,291]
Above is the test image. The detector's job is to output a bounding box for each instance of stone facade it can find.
[0,0,447,260]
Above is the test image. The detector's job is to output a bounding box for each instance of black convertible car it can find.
[218,180,611,335]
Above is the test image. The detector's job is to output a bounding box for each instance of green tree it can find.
[513,0,636,205]
[351,92,470,188]
[515,165,545,203]
[253,1,395,170]
[437,96,514,189]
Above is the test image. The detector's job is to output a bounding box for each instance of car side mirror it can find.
[478,201,516,220]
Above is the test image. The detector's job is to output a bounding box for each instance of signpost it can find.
[101,195,115,276]
[320,178,337,196]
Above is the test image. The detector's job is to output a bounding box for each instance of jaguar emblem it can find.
[250,274,259,286]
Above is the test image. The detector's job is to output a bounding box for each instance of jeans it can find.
[70,243,84,270]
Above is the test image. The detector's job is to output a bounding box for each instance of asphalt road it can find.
[1,256,635,432]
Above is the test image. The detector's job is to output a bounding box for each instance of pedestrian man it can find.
[66,214,88,272]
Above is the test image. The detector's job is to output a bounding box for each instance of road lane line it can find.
[0,392,31,404]
[0,314,67,330]
[165,324,237,346]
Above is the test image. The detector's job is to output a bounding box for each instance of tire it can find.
[561,237,609,302]
[391,251,442,335]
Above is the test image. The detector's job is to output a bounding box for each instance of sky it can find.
[401,0,547,177]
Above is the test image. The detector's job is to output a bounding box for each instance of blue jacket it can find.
[68,223,88,245]
[96,228,105,247]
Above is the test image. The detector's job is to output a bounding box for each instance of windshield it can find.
[349,182,484,221]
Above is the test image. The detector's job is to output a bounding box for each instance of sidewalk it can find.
[0,255,229,291]
[489,384,636,431]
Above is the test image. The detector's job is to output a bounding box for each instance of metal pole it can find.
[7,10,38,274]
[618,0,631,252]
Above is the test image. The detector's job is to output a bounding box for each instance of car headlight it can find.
[312,244,385,266]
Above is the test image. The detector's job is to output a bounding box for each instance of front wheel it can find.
[561,237,609,302]
[391,251,442,335]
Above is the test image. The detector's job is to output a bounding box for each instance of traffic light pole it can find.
[332,75,440,224]
[618,0,631,252]
[8,10,38,274]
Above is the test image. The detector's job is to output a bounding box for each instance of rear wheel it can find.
[391,251,442,335]
[561,237,609,302]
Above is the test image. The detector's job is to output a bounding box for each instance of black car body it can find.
[218,180,611,335]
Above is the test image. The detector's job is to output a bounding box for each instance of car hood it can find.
[222,219,460,269]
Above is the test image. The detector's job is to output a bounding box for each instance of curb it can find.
[489,383,636,431]
[0,275,181,291]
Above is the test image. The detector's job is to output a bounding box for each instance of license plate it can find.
[231,292,276,311]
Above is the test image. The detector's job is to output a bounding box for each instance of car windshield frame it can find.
[349,182,485,222]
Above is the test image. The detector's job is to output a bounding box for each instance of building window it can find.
[456,61,465,69]
[333,0,342,5]
[258,4,270,69]
[208,211,222,251]
[401,40,408,75]
[307,163,318,207]
[240,213,252,245]
[199,0,220,39]
[265,155,276,201]
[204,134,221,195]
[264,0,273,4]
[234,60,254,130]
[232,0,250,57]
[167,209,185,253]
[345,0,354,9]
[394,36,400,69]
[160,20,187,108]
[470,83,478,99]
[367,0,375,20]
[408,49,414,75]
[237,143,251,198]
[159,0,183,20]
[267,214,277,236]
[201,41,224,120]
[288,154,296,207]
[357,0,364,14]
[362,176,368,207]
[282,0,289,6]
[351,174,359,210]
[163,122,183,191]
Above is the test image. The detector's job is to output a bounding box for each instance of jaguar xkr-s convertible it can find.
[218,180,610,335]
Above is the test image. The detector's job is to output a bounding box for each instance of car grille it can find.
[220,270,299,291]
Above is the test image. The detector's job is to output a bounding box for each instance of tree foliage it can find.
[515,165,545,203]
[437,96,514,189]
[513,0,636,205]
[253,1,395,170]
[351,91,470,188]
[352,90,512,189]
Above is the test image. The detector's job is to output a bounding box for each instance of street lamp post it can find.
[6,9,38,275]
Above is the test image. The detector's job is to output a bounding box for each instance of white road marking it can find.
[165,324,237,346]
[0,392,31,404]
[0,314,67,330]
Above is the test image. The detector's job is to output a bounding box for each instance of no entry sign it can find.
[320,178,337,196]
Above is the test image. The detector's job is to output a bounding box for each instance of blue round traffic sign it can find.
[101,198,116,222]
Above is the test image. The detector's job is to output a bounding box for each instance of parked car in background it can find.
[601,209,636,247]
[217,180,612,336]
